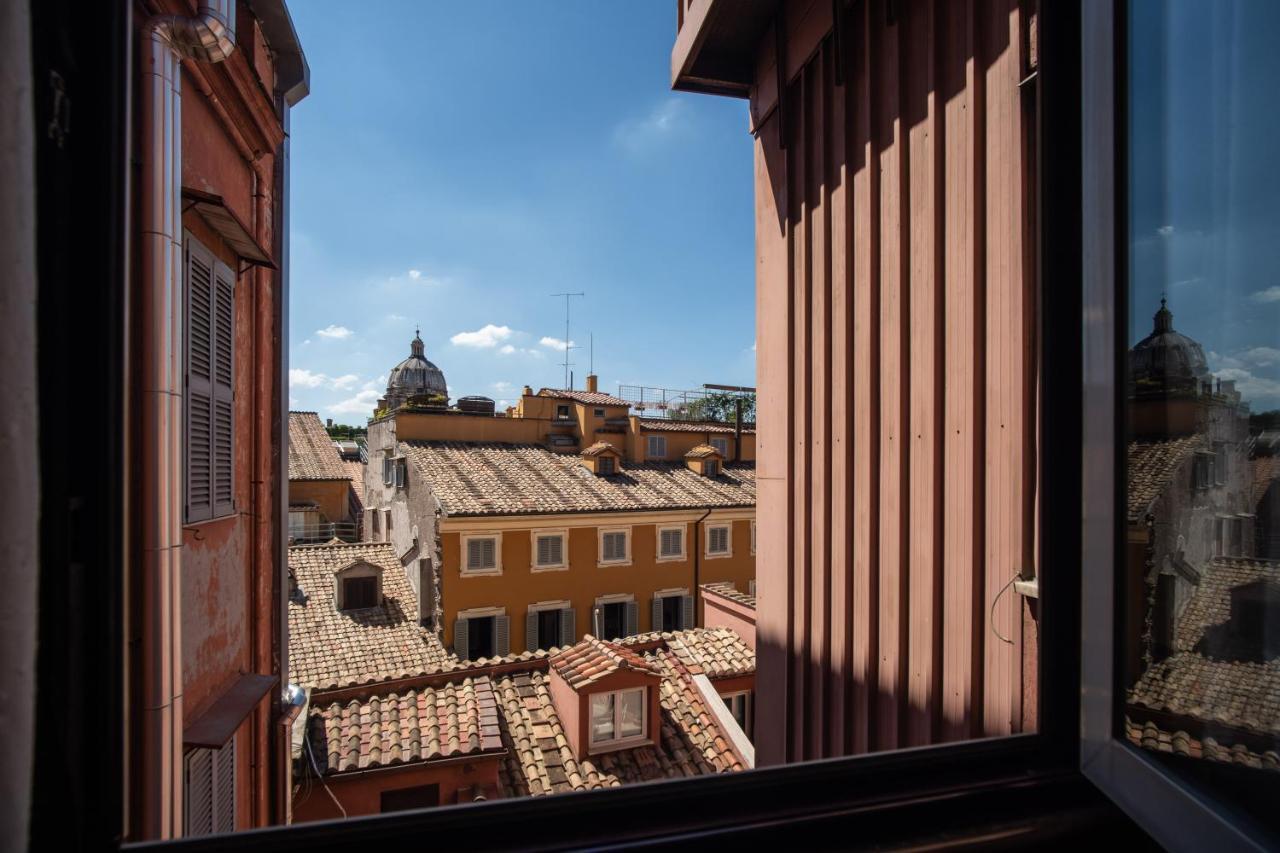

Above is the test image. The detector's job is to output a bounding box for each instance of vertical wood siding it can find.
[753,0,1037,766]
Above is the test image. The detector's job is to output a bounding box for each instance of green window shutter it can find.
[526,611,539,651]
[651,596,664,632]
[494,614,510,656]
[559,607,575,646]
[184,236,215,523]
[625,600,638,637]
[454,618,469,660]
[682,594,695,630]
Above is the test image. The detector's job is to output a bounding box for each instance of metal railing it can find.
[288,520,359,545]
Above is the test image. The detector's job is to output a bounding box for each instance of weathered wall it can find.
[702,591,757,651]
[638,429,757,463]
[291,756,501,822]
[753,0,1039,765]
[289,479,352,523]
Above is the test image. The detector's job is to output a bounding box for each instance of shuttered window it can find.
[646,435,666,459]
[707,525,731,555]
[185,233,235,523]
[535,534,565,568]
[659,527,684,558]
[184,737,235,837]
[601,531,628,563]
[466,537,498,572]
[599,456,615,476]
[711,437,728,456]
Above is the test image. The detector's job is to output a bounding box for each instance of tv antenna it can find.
[551,291,584,389]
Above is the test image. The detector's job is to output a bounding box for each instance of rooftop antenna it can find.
[551,291,584,389]
[589,332,594,375]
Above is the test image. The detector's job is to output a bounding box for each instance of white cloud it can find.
[451,324,514,348]
[289,368,328,389]
[540,336,576,351]
[302,339,312,346]
[1213,367,1280,406]
[328,389,381,416]
[498,344,516,355]
[289,396,299,407]
[1251,286,1280,304]
[408,269,422,280]
[492,381,513,393]
[387,313,409,322]
[498,399,510,408]
[615,97,692,154]
[316,324,353,340]
[1208,351,1245,371]
[1157,224,1174,237]
[1242,347,1280,368]
[330,374,359,391]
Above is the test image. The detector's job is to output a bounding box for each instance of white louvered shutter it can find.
[454,618,469,660]
[682,595,695,630]
[559,607,575,646]
[661,528,682,557]
[185,238,215,523]
[211,260,235,519]
[537,535,562,567]
[494,615,510,656]
[213,736,236,834]
[184,748,213,836]
[652,596,664,632]
[526,611,539,651]
[625,601,639,637]
[603,531,625,561]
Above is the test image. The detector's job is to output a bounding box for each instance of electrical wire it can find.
[305,731,347,818]
[990,571,1022,645]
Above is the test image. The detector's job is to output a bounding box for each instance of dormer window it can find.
[589,687,647,747]
[684,444,724,476]
[580,441,622,476]
[556,404,571,420]
[599,456,615,476]
[706,460,720,477]
[334,560,383,611]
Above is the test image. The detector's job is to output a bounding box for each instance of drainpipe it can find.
[139,1,235,839]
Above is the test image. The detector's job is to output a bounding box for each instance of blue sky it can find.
[286,1,755,421]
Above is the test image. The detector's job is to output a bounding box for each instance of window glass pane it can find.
[618,689,645,739]
[1126,0,1280,805]
[590,693,615,743]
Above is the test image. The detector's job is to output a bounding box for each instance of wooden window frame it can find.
[588,687,649,751]
[461,533,502,576]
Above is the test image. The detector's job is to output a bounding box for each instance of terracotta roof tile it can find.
[1124,716,1280,771]
[1127,435,1203,521]
[581,441,621,457]
[289,411,349,480]
[684,444,722,460]
[701,581,756,610]
[549,635,661,688]
[401,440,755,517]
[539,388,631,407]
[666,628,755,679]
[639,418,756,435]
[340,459,366,511]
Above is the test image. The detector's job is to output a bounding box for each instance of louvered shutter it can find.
[213,736,236,834]
[526,611,539,651]
[184,748,213,836]
[625,601,638,637]
[454,618,469,660]
[682,595,695,630]
[651,596,664,632]
[559,607,575,646]
[494,615,510,656]
[483,538,495,568]
[211,260,235,518]
[185,238,215,523]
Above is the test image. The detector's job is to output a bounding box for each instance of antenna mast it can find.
[551,291,584,389]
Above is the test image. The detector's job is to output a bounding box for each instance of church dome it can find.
[1129,299,1210,398]
[384,331,447,409]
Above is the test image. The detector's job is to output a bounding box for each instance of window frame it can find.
[656,524,686,561]
[597,526,631,567]
[530,528,569,572]
[460,532,502,576]
[646,434,666,459]
[710,437,729,456]
[721,689,752,738]
[1078,2,1277,848]
[588,686,649,750]
[704,522,732,558]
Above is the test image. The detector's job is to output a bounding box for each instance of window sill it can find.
[598,559,632,568]
[656,554,687,563]
[531,564,568,573]
[589,736,652,755]
[183,512,238,531]
[460,568,502,578]
[704,551,732,560]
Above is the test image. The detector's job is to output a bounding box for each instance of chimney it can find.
[326,417,333,428]
[586,374,598,393]
[522,385,533,397]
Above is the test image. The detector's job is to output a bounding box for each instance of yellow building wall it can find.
[638,430,757,463]
[439,515,755,653]
[393,410,548,444]
[288,479,352,523]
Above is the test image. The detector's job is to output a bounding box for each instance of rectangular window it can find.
[383,455,393,485]
[534,532,566,569]
[654,593,691,632]
[467,616,494,659]
[658,526,684,559]
[342,576,378,610]
[646,435,666,459]
[599,600,632,640]
[464,536,499,573]
[380,784,440,813]
[183,738,235,837]
[594,407,605,417]
[599,456,615,476]
[184,233,235,523]
[589,687,647,747]
[394,457,406,489]
[600,529,628,564]
[722,691,752,739]
[527,604,575,651]
[537,608,560,648]
[454,611,508,660]
[706,524,731,556]
[710,437,728,456]
[750,520,756,555]
[557,404,570,419]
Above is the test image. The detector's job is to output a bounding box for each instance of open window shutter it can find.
[651,596,664,632]
[211,259,235,519]
[682,595,695,630]
[184,748,213,836]
[526,611,539,651]
[213,736,236,834]
[625,601,638,637]
[494,615,510,656]
[559,607,575,646]
[185,238,215,523]
[454,618,469,660]
[483,538,496,568]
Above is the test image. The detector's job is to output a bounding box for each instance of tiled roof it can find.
[549,635,661,688]
[581,441,620,457]
[1127,435,1203,521]
[639,418,756,435]
[401,441,755,517]
[1253,455,1280,508]
[539,388,631,407]
[341,459,366,511]
[684,444,722,459]
[701,581,756,610]
[310,676,504,775]
[651,648,746,771]
[289,411,349,480]
[1124,716,1280,771]
[1127,558,1280,739]
[287,542,454,691]
[666,628,755,679]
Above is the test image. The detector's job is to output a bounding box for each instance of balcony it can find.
[288,520,359,545]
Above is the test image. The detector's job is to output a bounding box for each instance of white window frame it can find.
[646,435,667,459]
[528,599,572,649]
[721,689,753,736]
[461,532,503,576]
[710,437,729,456]
[597,526,632,567]
[653,587,692,632]
[588,686,649,751]
[656,524,686,561]
[531,528,569,572]
[592,593,636,639]
[556,404,571,420]
[705,522,733,558]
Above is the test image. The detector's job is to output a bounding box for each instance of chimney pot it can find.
[586,374,598,393]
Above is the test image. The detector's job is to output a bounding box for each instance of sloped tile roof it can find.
[539,388,630,407]
[1253,455,1280,509]
[289,411,349,480]
[701,581,756,610]
[1125,716,1280,771]
[287,542,453,691]
[401,441,755,517]
[684,444,722,460]
[549,635,661,689]
[650,648,745,772]
[640,419,756,435]
[310,676,504,774]
[581,441,621,457]
[1127,435,1203,521]
[1127,558,1280,739]
[666,628,755,679]
[341,459,367,511]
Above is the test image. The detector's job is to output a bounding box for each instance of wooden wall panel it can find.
[752,0,1037,766]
